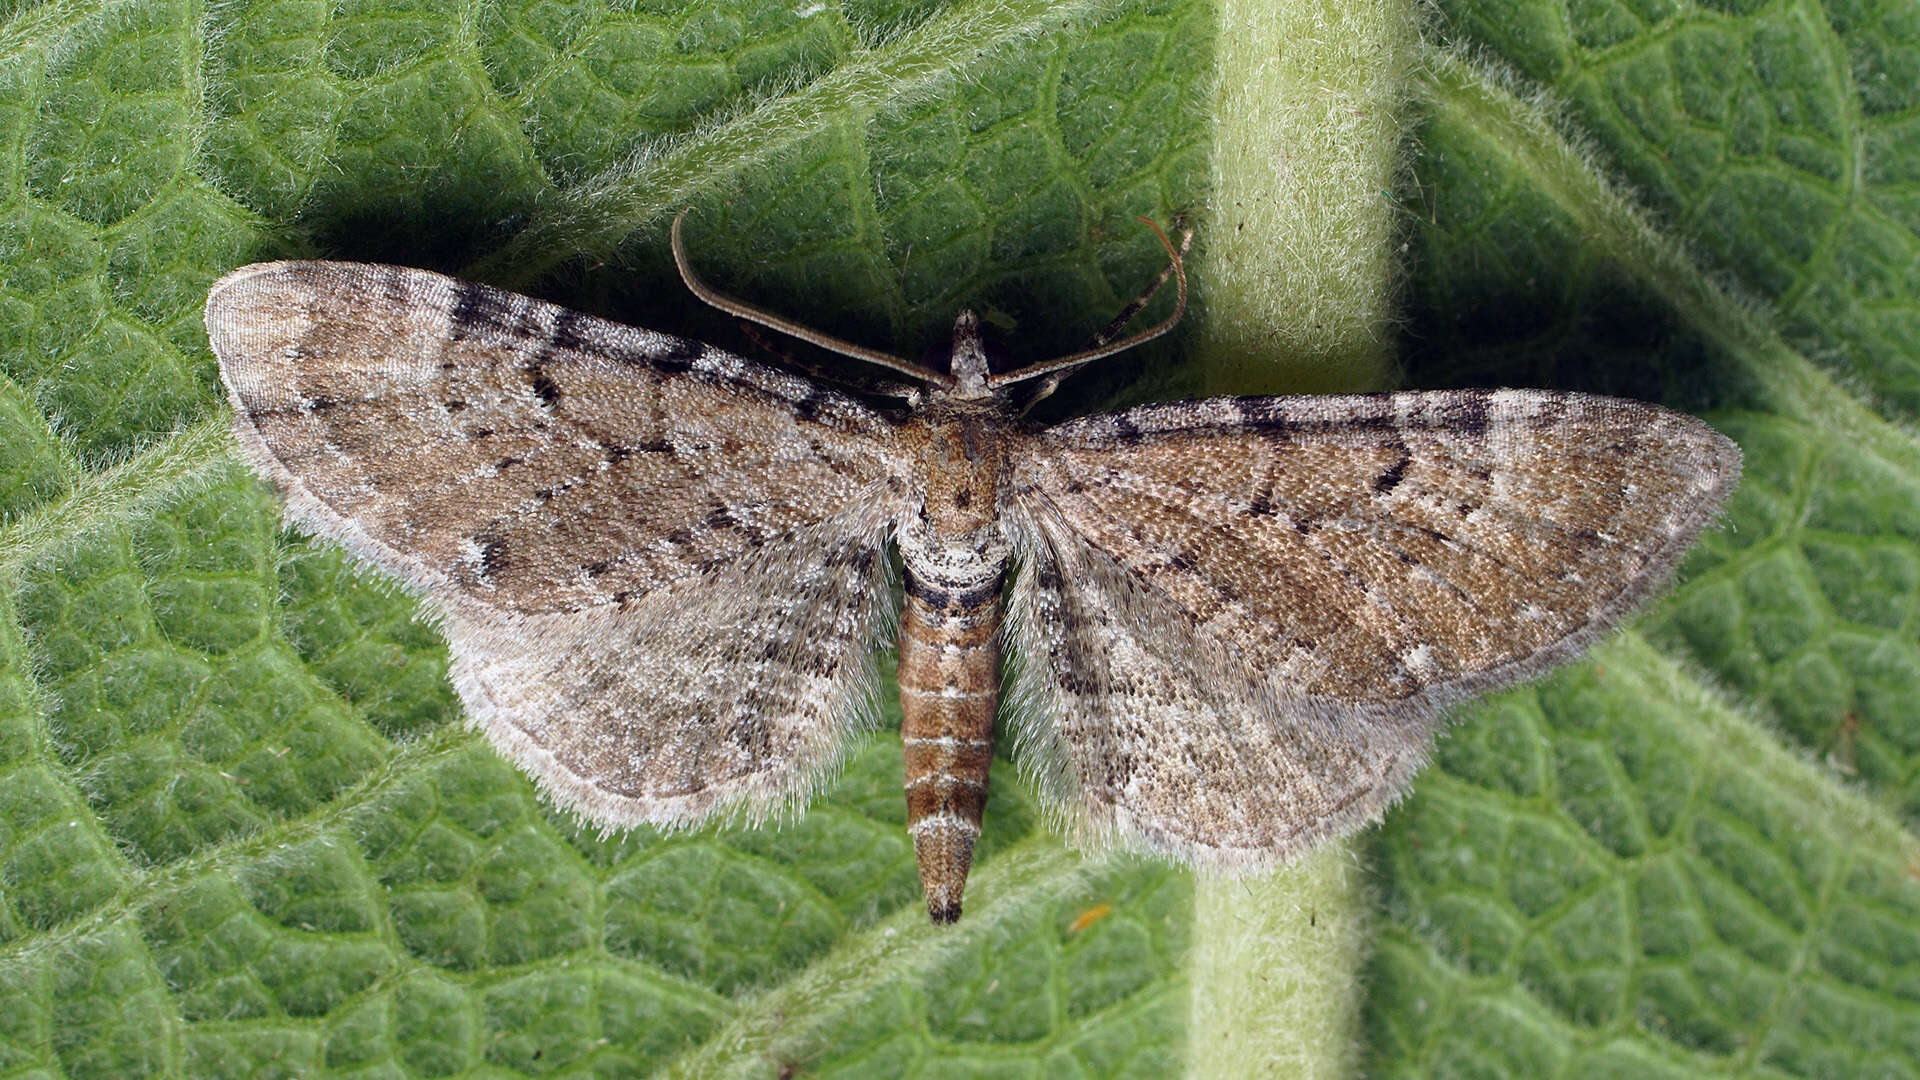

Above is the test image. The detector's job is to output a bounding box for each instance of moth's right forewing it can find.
[208,261,912,831]
[1015,390,1739,710]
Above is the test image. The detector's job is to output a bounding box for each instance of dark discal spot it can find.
[534,487,557,502]
[1111,413,1143,444]
[1373,447,1412,495]
[496,455,525,471]
[445,399,468,413]
[528,364,562,408]
[1063,478,1085,495]
[469,427,494,439]
[1293,516,1317,535]
[475,534,510,576]
[586,559,613,576]
[611,590,635,605]
[664,528,694,549]
[1247,479,1276,516]
[307,395,343,413]
[632,439,672,455]
[1167,553,1197,573]
[705,505,737,531]
[954,486,972,510]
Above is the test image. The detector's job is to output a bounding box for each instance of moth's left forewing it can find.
[1003,389,1740,865]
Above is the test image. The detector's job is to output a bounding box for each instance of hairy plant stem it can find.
[1195,0,1416,398]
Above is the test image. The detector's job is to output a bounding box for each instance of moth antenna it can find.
[671,210,956,389]
[1083,218,1193,352]
[991,217,1191,392]
[735,320,924,404]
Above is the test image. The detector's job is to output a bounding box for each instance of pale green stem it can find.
[1185,0,1417,1076]
[1187,846,1371,1080]
[1196,0,1417,396]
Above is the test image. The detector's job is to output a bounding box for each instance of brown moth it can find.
[205,220,1740,923]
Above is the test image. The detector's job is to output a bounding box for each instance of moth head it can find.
[944,310,993,400]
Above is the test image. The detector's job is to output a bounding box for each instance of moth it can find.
[206,218,1740,923]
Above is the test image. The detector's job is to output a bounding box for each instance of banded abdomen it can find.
[897,411,1012,923]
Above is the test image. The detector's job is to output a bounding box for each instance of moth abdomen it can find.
[896,552,1007,924]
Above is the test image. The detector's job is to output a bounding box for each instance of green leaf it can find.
[0,0,1913,1076]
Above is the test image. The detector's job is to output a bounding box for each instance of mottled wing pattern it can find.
[1006,389,1740,864]
[208,261,909,826]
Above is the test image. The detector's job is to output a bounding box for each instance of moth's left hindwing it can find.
[1005,389,1739,863]
[208,261,909,825]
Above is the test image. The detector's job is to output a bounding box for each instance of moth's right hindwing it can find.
[445,512,900,829]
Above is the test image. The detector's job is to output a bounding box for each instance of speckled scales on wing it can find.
[1005,388,1740,864]
[1004,507,1425,865]
[208,260,911,829]
[444,509,899,828]
[209,261,908,616]
[1013,389,1740,706]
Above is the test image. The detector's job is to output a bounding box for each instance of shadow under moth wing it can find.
[207,256,1741,924]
